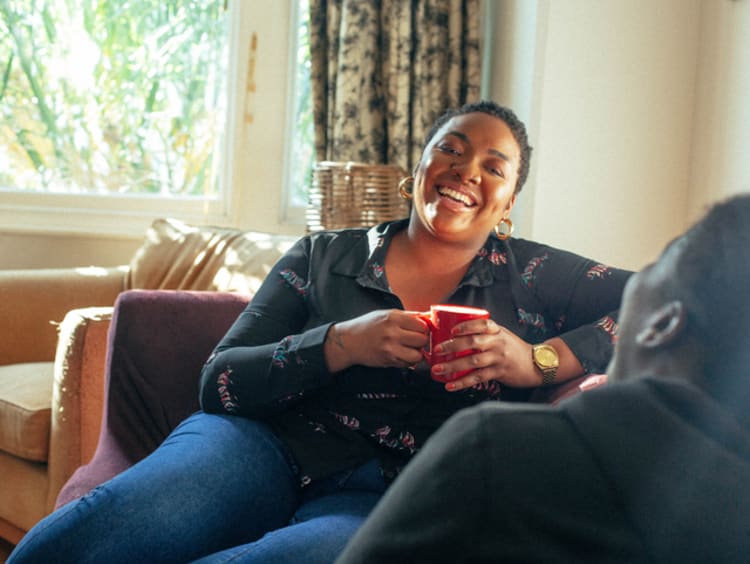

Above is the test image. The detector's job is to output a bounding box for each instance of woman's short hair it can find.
[423,100,533,195]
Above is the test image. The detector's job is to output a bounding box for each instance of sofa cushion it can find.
[0,361,53,462]
[127,218,300,293]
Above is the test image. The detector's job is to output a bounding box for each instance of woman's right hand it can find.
[324,310,428,373]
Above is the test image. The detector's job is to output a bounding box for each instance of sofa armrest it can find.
[46,307,113,511]
[56,289,250,508]
[0,267,126,365]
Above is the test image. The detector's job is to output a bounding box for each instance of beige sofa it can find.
[0,218,298,545]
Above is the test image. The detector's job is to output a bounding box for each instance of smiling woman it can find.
[6,100,633,564]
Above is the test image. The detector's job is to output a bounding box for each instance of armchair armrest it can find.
[528,374,608,405]
[55,289,250,508]
[0,267,126,365]
[46,307,113,512]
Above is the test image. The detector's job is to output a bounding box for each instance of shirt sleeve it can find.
[199,236,336,418]
[513,243,633,374]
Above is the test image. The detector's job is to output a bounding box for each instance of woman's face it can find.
[411,112,520,246]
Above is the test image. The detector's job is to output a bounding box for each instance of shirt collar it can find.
[331,220,508,291]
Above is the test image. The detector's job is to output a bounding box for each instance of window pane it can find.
[286,0,313,209]
[0,0,229,197]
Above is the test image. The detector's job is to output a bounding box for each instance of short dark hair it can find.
[667,194,750,379]
[423,100,533,195]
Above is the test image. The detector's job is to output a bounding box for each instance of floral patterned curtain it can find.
[309,0,481,173]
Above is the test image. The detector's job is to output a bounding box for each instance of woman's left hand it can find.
[429,318,538,391]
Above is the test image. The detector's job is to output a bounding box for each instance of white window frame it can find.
[280,0,310,226]
[0,1,305,238]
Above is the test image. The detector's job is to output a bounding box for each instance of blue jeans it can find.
[9,412,387,564]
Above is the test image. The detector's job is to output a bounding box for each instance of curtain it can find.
[309,0,481,173]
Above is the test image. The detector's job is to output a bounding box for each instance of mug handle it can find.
[416,311,435,364]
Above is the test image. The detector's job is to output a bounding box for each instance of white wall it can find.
[0,232,139,270]
[688,0,750,222]
[489,0,709,271]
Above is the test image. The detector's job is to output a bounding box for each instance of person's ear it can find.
[635,300,687,349]
[505,193,517,213]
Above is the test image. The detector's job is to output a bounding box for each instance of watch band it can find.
[539,366,557,386]
[532,343,559,386]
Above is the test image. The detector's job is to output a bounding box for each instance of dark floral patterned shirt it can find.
[200,219,632,485]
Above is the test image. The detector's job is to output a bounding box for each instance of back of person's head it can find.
[666,194,750,407]
[423,100,533,195]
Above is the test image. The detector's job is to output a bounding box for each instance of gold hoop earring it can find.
[398,176,414,200]
[494,217,513,240]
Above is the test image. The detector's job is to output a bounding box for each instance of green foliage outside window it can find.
[0,0,228,196]
[288,0,314,209]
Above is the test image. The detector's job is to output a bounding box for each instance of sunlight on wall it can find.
[688,0,750,223]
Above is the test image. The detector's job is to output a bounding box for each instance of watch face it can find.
[534,345,558,368]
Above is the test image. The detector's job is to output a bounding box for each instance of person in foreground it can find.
[9,101,631,563]
[336,194,750,564]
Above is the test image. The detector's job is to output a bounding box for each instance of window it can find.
[0,1,227,197]
[283,0,314,215]
[0,1,305,236]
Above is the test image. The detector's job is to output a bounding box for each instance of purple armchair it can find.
[55,290,249,508]
[55,289,604,509]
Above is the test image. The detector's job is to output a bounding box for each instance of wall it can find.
[489,0,706,271]
[1,232,140,269]
[688,0,750,222]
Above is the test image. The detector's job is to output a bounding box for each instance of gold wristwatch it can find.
[532,343,559,385]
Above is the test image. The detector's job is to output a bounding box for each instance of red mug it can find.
[417,305,490,382]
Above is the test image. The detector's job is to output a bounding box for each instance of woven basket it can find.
[307,161,409,232]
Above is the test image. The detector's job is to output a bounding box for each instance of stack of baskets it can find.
[306,161,409,232]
